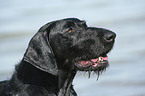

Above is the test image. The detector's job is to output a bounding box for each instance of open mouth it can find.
[75,55,109,71]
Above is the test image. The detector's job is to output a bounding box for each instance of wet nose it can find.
[104,31,116,42]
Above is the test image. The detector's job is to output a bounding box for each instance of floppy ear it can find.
[23,22,58,76]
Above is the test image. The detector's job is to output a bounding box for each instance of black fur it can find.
[0,18,116,96]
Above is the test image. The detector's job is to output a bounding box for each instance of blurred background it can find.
[0,0,145,95]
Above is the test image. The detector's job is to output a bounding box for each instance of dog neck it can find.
[57,68,77,96]
[15,59,77,95]
[16,60,58,93]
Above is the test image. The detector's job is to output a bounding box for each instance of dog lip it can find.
[77,61,92,67]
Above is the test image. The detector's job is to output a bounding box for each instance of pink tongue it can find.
[91,56,108,62]
[102,56,108,60]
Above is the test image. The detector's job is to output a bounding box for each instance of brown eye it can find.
[68,30,72,33]
[67,28,73,33]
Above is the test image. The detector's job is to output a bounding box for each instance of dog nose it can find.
[104,31,116,42]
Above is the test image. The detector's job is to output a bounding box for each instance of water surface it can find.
[0,0,145,95]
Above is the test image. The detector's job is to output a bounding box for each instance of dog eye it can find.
[67,28,73,33]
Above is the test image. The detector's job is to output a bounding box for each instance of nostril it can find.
[105,35,114,41]
[104,32,116,42]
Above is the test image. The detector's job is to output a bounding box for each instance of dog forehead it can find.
[62,18,83,22]
[59,18,85,26]
[48,18,88,37]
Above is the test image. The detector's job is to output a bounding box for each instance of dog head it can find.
[23,18,116,76]
[48,18,116,72]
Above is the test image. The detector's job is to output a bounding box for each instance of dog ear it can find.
[23,22,58,76]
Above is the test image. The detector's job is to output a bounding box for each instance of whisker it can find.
[88,71,91,78]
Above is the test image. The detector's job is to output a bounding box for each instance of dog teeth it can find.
[98,57,101,61]
[98,57,103,61]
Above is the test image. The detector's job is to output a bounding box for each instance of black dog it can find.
[0,18,116,96]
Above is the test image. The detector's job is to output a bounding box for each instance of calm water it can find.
[0,0,145,96]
